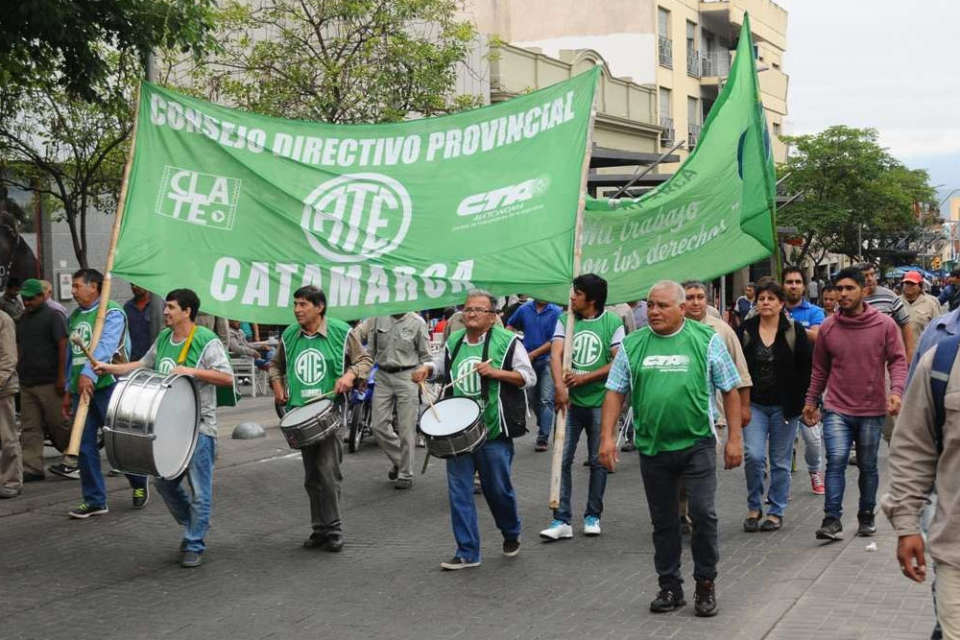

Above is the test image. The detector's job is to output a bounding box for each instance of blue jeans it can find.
[446,438,521,563]
[75,387,146,506]
[822,411,884,518]
[532,358,555,444]
[554,405,607,523]
[798,420,823,473]
[154,434,216,553]
[743,404,799,517]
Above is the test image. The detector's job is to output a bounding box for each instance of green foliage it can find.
[169,0,478,123]
[0,50,140,267]
[0,0,219,102]
[778,125,937,267]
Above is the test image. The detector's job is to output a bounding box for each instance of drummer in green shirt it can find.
[96,288,234,568]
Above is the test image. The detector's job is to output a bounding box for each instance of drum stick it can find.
[419,381,440,421]
[70,335,98,367]
[304,388,338,405]
[421,452,430,475]
[441,359,492,393]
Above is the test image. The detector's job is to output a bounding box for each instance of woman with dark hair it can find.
[737,279,813,531]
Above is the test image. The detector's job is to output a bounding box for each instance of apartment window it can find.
[660,88,674,145]
[658,8,672,68]
[686,21,700,77]
[773,122,782,137]
[687,97,701,147]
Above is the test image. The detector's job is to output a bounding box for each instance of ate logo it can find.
[301,173,412,263]
[157,358,178,375]
[454,356,482,397]
[156,166,240,230]
[294,349,327,386]
[71,323,92,357]
[571,331,603,368]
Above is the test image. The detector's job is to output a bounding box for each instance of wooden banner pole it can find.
[64,83,143,461]
[549,85,598,510]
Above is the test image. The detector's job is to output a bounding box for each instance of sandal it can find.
[759,516,782,531]
[743,511,762,533]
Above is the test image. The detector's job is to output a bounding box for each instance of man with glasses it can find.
[436,290,534,570]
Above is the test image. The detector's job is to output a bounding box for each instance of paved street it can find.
[0,398,936,640]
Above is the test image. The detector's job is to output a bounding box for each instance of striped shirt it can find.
[866,285,909,327]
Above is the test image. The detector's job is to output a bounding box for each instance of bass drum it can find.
[104,369,200,479]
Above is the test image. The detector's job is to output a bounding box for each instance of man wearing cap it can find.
[16,279,71,482]
[899,271,943,340]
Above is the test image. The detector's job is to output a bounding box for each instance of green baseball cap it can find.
[19,278,44,299]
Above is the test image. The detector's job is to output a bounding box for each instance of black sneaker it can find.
[857,511,877,537]
[388,465,399,481]
[816,516,843,541]
[69,503,109,519]
[394,477,413,490]
[440,556,480,571]
[48,463,80,480]
[23,472,45,482]
[323,533,344,552]
[694,579,718,617]
[303,533,329,549]
[132,486,149,509]
[649,588,686,613]
[181,551,202,568]
[502,539,520,557]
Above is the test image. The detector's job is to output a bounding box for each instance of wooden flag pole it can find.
[549,91,598,510]
[64,83,143,461]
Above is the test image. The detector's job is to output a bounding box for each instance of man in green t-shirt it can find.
[268,286,371,553]
[540,274,623,541]
[96,288,234,568]
[62,268,148,519]
[598,280,743,618]
[437,289,535,570]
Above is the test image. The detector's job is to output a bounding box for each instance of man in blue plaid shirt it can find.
[598,280,743,619]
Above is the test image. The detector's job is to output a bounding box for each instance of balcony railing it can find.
[688,124,702,148]
[686,49,701,77]
[700,50,731,77]
[658,37,673,68]
[660,116,675,146]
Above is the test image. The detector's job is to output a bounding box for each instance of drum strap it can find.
[176,325,198,365]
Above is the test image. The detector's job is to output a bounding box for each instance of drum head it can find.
[420,397,482,436]
[152,376,199,478]
[280,399,332,427]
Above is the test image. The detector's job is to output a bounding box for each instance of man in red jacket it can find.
[803,266,907,541]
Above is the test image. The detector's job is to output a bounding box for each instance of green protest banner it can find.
[113,67,599,322]
[529,16,776,304]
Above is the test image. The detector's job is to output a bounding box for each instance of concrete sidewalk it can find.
[0,398,936,640]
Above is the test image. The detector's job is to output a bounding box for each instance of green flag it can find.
[529,15,776,304]
[114,68,599,322]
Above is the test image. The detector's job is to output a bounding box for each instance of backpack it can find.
[931,334,960,453]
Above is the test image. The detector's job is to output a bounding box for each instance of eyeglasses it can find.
[463,307,494,315]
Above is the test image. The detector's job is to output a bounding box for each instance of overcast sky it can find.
[778,0,959,200]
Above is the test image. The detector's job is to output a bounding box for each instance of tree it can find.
[165,0,478,123]
[0,0,218,102]
[778,126,937,270]
[0,50,138,268]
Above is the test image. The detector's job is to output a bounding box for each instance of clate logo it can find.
[294,349,327,386]
[454,356,482,397]
[301,173,412,263]
[456,176,550,217]
[156,166,241,230]
[71,323,92,357]
[571,331,603,368]
[157,358,177,375]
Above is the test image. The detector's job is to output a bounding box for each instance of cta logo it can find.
[301,173,412,263]
[456,176,550,217]
[454,356,482,397]
[70,323,92,357]
[157,358,177,375]
[642,355,691,370]
[294,349,327,386]
[571,331,603,368]
[156,166,241,230]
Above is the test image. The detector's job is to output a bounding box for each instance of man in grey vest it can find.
[360,313,434,489]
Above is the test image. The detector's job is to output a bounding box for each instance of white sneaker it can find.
[539,519,573,541]
[583,516,602,536]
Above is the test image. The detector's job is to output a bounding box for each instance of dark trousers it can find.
[639,437,719,591]
[301,435,343,535]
